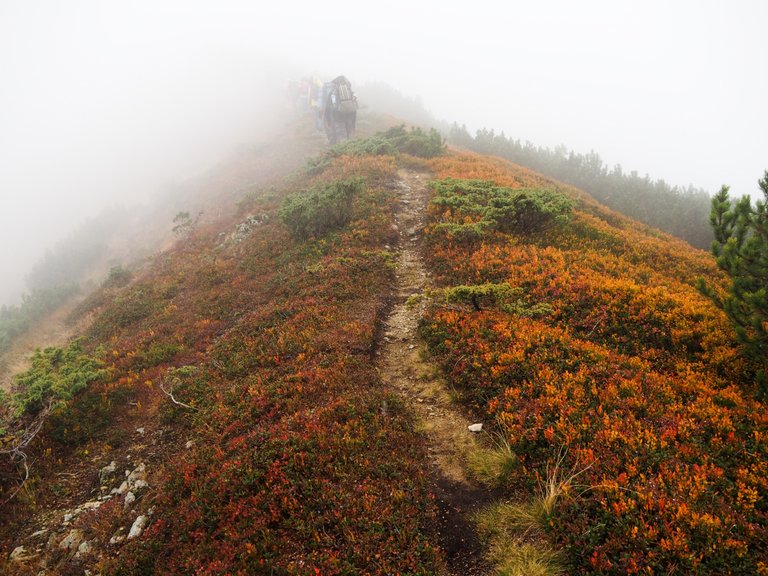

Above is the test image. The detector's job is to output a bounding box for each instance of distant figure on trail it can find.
[321,75,358,145]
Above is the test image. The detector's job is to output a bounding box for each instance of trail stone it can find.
[99,461,117,485]
[59,529,83,551]
[468,423,483,433]
[132,479,149,491]
[128,515,148,539]
[112,481,129,495]
[124,491,136,508]
[109,528,126,545]
[75,540,92,558]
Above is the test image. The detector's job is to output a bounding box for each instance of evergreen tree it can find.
[700,170,768,390]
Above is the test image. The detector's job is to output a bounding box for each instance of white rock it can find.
[127,463,147,485]
[79,500,102,511]
[99,461,117,484]
[128,515,148,539]
[185,440,194,449]
[63,513,75,523]
[468,423,483,433]
[124,492,136,508]
[75,540,92,558]
[113,481,129,495]
[58,529,83,551]
[136,427,145,435]
[132,479,149,491]
[10,546,26,560]
[109,528,126,545]
[31,530,47,538]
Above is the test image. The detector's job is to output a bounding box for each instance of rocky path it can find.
[376,169,492,575]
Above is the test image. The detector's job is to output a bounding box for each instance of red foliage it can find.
[421,153,768,573]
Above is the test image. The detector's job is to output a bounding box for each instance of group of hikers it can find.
[289,75,358,145]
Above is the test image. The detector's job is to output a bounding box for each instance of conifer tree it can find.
[700,171,768,390]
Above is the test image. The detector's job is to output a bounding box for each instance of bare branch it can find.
[1,399,54,504]
[159,381,197,411]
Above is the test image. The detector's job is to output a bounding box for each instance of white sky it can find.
[1,0,767,305]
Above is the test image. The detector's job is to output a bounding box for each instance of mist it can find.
[2,0,767,306]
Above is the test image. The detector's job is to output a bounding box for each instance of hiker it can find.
[322,75,358,144]
[309,77,325,131]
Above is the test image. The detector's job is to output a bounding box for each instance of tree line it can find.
[448,124,713,249]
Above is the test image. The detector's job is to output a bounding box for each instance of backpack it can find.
[333,77,357,114]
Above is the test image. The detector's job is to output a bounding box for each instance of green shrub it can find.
[280,178,364,239]
[426,282,552,316]
[430,221,492,243]
[304,125,445,175]
[11,341,106,417]
[106,265,132,288]
[430,179,574,236]
[378,125,445,158]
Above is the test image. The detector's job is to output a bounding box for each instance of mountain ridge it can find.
[1,116,764,575]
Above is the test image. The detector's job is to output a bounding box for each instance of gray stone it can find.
[132,479,148,491]
[127,463,146,485]
[58,529,83,551]
[468,423,483,433]
[99,461,117,485]
[112,481,129,495]
[128,515,148,539]
[109,528,126,545]
[75,540,92,558]
[124,491,136,508]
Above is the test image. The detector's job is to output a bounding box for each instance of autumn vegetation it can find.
[0,127,445,575]
[420,152,767,573]
[0,122,765,575]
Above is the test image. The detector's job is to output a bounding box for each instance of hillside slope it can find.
[1,121,765,575]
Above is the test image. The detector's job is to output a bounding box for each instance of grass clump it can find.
[279,178,364,239]
[473,449,592,575]
[467,431,517,485]
[491,540,563,576]
[475,501,565,576]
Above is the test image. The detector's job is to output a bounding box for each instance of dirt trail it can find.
[376,169,492,575]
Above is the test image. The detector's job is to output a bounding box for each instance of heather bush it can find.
[430,178,573,237]
[279,178,364,239]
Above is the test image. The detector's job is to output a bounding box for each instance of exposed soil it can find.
[376,169,493,575]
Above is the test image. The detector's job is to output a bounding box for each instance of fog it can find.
[2,0,767,306]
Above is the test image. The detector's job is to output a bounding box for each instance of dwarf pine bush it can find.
[280,178,364,239]
[430,179,574,237]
